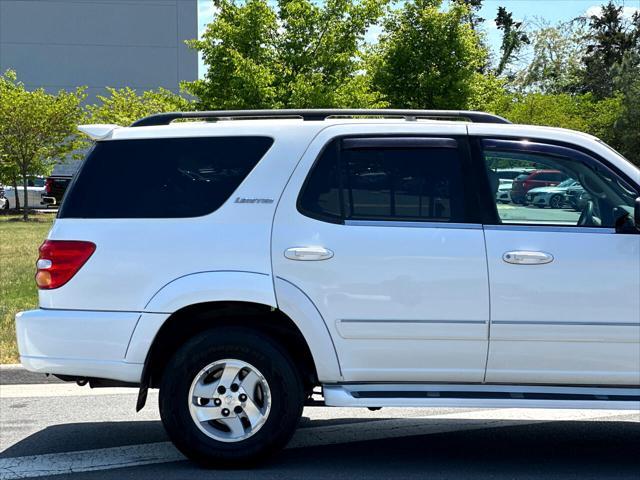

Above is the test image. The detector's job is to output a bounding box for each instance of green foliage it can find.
[496,92,624,145]
[368,0,485,109]
[610,51,640,164]
[185,0,386,109]
[86,87,193,126]
[494,6,530,77]
[515,21,586,93]
[580,1,640,98]
[0,70,85,219]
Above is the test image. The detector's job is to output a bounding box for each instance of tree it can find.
[610,50,640,164]
[454,0,484,32]
[86,87,193,125]
[0,70,85,220]
[494,6,530,77]
[369,0,486,109]
[185,0,386,109]
[580,2,640,98]
[496,92,624,149]
[515,21,586,93]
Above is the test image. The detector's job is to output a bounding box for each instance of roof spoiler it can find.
[78,124,121,140]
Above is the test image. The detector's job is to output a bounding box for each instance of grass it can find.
[0,213,55,363]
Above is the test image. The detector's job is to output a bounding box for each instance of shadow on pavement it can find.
[3,418,639,479]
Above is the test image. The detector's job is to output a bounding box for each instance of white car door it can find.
[474,133,640,385]
[272,124,490,383]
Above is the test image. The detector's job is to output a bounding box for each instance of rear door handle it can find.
[285,246,334,261]
[503,251,554,265]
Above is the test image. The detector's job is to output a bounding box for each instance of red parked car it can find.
[510,169,567,204]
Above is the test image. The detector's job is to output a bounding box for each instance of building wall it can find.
[0,0,198,102]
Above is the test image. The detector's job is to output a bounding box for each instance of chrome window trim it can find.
[344,220,483,230]
[483,225,616,235]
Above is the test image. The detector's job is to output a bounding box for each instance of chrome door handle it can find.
[503,251,554,265]
[284,246,334,261]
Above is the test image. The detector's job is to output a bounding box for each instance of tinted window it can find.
[297,142,342,222]
[299,138,466,223]
[60,136,273,218]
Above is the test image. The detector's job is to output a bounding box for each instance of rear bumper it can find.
[16,309,143,383]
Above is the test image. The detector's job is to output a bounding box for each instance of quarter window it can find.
[59,136,274,218]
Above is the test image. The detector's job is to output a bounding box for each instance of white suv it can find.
[16,109,640,466]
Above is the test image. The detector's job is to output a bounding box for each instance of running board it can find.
[323,384,640,410]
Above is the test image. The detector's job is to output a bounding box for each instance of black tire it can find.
[159,327,305,468]
[549,194,563,209]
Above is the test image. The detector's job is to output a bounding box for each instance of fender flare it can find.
[131,271,342,409]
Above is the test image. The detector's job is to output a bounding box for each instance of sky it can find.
[196,0,640,77]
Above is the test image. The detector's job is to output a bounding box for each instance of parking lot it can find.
[496,203,581,224]
[1,379,639,480]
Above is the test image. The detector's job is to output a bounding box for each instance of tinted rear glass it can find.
[59,136,273,218]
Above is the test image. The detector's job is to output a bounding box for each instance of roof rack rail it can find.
[130,109,511,127]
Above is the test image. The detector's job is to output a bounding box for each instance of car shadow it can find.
[2,417,639,479]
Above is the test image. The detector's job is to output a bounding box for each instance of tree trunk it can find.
[22,174,29,221]
[11,178,20,211]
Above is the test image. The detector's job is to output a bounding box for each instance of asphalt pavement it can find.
[1,378,639,480]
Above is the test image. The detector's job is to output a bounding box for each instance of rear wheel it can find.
[159,328,304,467]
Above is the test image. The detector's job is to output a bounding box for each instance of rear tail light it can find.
[35,240,96,289]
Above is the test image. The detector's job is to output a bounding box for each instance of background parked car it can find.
[42,175,73,206]
[510,169,568,204]
[526,179,579,208]
[493,168,534,204]
[1,177,47,210]
[564,184,592,211]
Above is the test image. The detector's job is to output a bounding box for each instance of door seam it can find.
[481,226,492,383]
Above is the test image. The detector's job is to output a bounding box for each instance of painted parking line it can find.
[0,409,635,479]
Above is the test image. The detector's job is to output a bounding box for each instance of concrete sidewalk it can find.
[0,364,63,385]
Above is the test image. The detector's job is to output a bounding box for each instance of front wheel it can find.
[159,328,305,467]
[549,194,563,209]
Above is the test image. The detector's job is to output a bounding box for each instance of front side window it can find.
[299,137,467,223]
[483,140,637,228]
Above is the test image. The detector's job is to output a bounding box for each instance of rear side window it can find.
[299,137,466,223]
[59,136,273,218]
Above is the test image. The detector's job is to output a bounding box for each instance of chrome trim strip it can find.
[484,225,615,234]
[493,321,640,327]
[340,319,486,325]
[344,220,483,230]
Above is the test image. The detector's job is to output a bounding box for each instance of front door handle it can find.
[503,251,554,265]
[285,246,334,261]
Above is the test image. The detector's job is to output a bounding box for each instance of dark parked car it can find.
[42,175,72,207]
[510,170,568,204]
[564,184,592,211]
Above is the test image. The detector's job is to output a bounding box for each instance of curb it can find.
[0,364,64,385]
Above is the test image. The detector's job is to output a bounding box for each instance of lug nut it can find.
[230,383,239,392]
[217,386,226,394]
[213,398,222,406]
[221,408,230,417]
[234,406,243,414]
[239,393,247,402]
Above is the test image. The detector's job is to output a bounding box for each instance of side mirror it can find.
[635,197,640,231]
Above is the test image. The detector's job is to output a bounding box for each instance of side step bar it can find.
[323,384,640,410]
